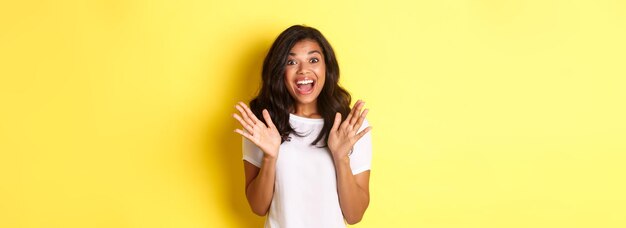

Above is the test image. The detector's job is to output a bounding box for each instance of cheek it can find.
[316,64,326,82]
[314,63,326,77]
[283,69,294,83]
[317,74,326,91]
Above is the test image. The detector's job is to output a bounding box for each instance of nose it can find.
[296,62,311,75]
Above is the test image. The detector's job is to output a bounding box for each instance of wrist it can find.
[332,154,350,165]
[263,154,278,161]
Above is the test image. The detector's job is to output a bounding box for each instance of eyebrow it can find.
[289,50,322,56]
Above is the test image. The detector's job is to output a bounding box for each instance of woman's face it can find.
[284,39,326,107]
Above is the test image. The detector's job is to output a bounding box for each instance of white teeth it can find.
[296,79,314,85]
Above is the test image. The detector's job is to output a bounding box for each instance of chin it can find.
[293,95,319,105]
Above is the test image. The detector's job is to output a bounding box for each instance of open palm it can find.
[328,100,372,160]
[233,102,281,158]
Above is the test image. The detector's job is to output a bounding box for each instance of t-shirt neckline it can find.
[289,113,324,123]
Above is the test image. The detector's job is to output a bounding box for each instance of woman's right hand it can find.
[233,102,281,158]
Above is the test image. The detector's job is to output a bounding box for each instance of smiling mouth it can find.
[295,78,315,95]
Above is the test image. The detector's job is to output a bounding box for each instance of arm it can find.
[233,102,281,216]
[243,157,277,216]
[334,159,370,224]
[328,100,373,224]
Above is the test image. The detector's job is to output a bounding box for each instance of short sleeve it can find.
[349,119,372,175]
[242,137,263,168]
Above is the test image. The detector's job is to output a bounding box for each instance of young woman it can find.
[232,25,372,227]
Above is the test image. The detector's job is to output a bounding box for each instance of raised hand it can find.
[328,100,372,161]
[233,102,281,158]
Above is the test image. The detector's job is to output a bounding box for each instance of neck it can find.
[292,102,321,118]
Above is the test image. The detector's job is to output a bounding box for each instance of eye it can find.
[287,60,297,65]
[309,58,319,63]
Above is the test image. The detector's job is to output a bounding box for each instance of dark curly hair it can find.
[250,25,351,147]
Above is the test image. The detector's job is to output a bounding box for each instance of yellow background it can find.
[1,0,625,227]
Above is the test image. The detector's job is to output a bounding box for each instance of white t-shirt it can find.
[243,113,372,228]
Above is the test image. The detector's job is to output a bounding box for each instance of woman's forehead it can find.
[289,39,323,54]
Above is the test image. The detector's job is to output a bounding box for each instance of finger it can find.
[353,108,369,133]
[344,100,363,129]
[331,112,341,132]
[345,100,358,124]
[262,109,276,129]
[235,104,256,127]
[354,126,372,141]
[349,100,362,123]
[350,100,364,125]
[234,129,255,142]
[233,113,255,134]
[232,113,248,128]
[239,102,260,124]
[341,111,353,129]
[235,104,255,127]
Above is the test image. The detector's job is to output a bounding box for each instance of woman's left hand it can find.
[328,100,372,161]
